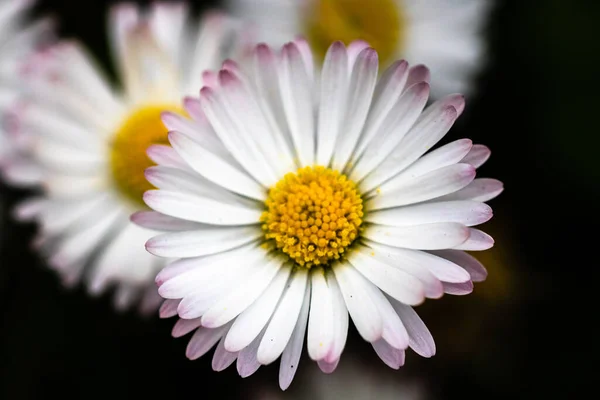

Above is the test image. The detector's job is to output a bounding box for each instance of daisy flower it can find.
[143,39,503,389]
[0,0,54,183]
[7,2,244,312]
[224,0,493,98]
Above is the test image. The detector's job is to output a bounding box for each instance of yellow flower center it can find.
[304,0,406,64]
[261,166,364,268]
[110,105,182,206]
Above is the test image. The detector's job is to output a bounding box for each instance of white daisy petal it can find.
[372,244,470,284]
[202,76,278,186]
[12,197,45,222]
[388,299,436,358]
[49,42,124,117]
[352,60,410,159]
[143,190,261,226]
[33,138,106,174]
[130,210,203,232]
[362,240,443,299]
[108,3,139,79]
[43,174,108,198]
[405,64,431,89]
[278,282,311,391]
[157,243,259,298]
[361,101,461,192]
[333,261,383,342]
[39,194,111,234]
[148,2,188,64]
[161,111,204,141]
[252,44,295,157]
[366,163,476,210]
[372,339,406,370]
[349,246,425,306]
[380,139,473,188]
[291,37,315,82]
[182,96,206,123]
[363,222,470,250]
[145,226,262,258]
[146,144,190,171]
[366,201,492,227]
[175,254,264,319]
[435,178,504,202]
[217,70,295,178]
[317,358,340,374]
[322,268,349,363]
[212,336,239,372]
[161,111,231,161]
[185,323,230,360]
[332,47,379,171]
[443,281,474,295]
[429,249,487,282]
[346,40,370,66]
[225,265,292,352]
[237,327,266,378]
[171,317,202,338]
[453,228,494,251]
[1,159,43,187]
[257,268,309,365]
[350,81,429,181]
[357,273,410,350]
[89,222,159,292]
[145,165,253,205]
[461,144,491,168]
[168,130,266,201]
[159,299,180,319]
[201,257,283,328]
[316,41,349,166]
[307,268,335,361]
[48,205,125,271]
[279,42,315,166]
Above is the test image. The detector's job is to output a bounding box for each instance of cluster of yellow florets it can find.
[261,166,364,268]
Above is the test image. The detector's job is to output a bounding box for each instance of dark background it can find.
[1,0,598,398]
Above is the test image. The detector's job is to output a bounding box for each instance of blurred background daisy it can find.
[225,0,494,98]
[0,1,245,312]
[0,0,54,257]
[0,0,597,399]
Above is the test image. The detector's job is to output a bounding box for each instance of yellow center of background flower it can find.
[304,0,406,64]
[261,166,364,268]
[110,105,182,206]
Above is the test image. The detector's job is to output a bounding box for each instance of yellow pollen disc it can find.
[304,0,406,65]
[261,166,364,268]
[110,105,183,206]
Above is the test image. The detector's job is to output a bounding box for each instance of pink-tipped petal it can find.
[372,339,405,369]
[453,229,494,251]
[317,358,340,374]
[212,337,238,372]
[443,281,474,295]
[185,324,229,360]
[389,300,436,358]
[429,250,488,282]
[159,299,180,319]
[405,64,431,89]
[172,318,202,338]
[461,144,491,169]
